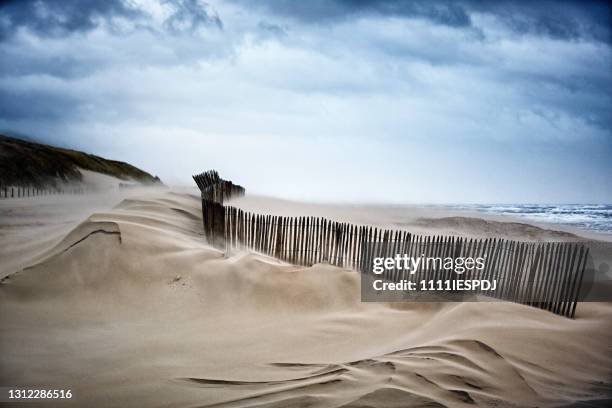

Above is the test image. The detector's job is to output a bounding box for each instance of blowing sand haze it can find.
[1,170,612,406]
[1,0,612,407]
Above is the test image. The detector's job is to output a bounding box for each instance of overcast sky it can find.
[1,0,610,203]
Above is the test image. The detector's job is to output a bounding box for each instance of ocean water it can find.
[446,204,612,234]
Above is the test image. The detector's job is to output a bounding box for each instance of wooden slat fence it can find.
[193,170,589,318]
[0,185,86,199]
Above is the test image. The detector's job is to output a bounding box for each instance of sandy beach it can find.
[1,185,611,407]
[2,0,611,406]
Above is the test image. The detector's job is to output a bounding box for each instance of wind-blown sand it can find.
[1,187,611,407]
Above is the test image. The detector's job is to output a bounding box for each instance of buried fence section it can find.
[202,202,588,318]
[192,170,588,318]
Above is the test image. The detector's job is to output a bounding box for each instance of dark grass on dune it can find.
[0,134,162,188]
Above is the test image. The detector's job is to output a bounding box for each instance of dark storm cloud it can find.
[232,0,610,43]
[0,0,223,41]
[163,0,223,33]
[470,0,611,43]
[0,0,226,81]
[235,0,472,27]
[2,0,607,43]
[0,0,143,41]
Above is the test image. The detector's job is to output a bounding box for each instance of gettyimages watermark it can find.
[371,252,495,291]
[360,240,612,303]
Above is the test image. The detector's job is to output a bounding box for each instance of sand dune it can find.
[1,189,611,407]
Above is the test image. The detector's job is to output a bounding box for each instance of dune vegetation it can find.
[0,134,161,187]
